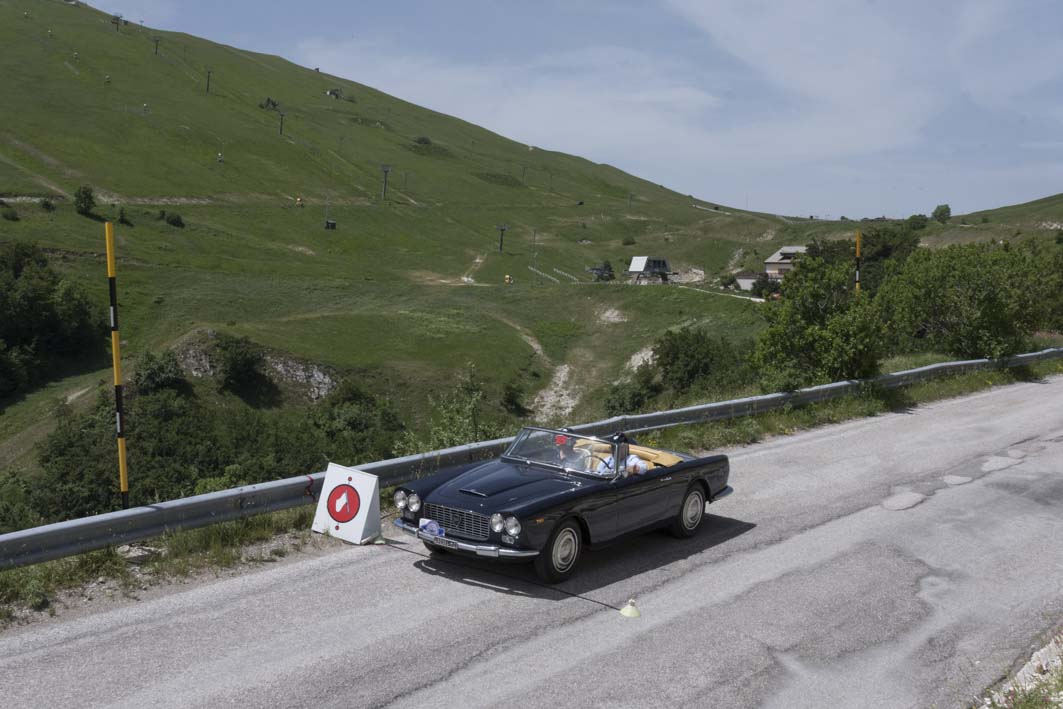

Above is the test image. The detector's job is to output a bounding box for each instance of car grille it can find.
[423,503,490,541]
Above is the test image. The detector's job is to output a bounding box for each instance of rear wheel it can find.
[669,485,705,538]
[534,519,582,583]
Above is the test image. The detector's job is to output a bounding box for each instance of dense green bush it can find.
[603,364,661,416]
[906,214,928,230]
[750,273,780,298]
[23,374,406,523]
[0,468,40,534]
[74,185,95,215]
[1,208,18,222]
[39,198,54,212]
[932,204,951,224]
[876,243,1046,359]
[132,350,185,393]
[165,212,185,228]
[807,222,920,296]
[0,242,105,397]
[214,334,263,390]
[752,257,886,390]
[653,327,751,391]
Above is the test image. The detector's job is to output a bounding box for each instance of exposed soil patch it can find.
[532,364,579,423]
[625,346,654,371]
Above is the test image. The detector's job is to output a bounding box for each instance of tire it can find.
[669,485,706,538]
[423,541,448,555]
[534,519,582,584]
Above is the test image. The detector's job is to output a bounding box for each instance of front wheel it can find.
[669,486,705,538]
[534,519,582,583]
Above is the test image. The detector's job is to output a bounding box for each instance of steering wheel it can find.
[585,454,613,472]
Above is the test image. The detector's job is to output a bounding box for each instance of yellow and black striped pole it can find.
[105,223,130,509]
[854,229,862,295]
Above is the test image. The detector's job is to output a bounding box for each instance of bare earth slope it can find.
[2,377,1062,707]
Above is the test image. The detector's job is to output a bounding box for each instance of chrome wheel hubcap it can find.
[553,528,579,572]
[683,491,704,530]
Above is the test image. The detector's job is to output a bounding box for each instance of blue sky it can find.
[102,0,1063,217]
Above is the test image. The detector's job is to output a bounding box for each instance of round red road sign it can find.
[326,484,361,524]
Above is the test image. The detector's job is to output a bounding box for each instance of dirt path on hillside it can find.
[0,153,70,198]
[489,314,547,360]
[461,254,486,284]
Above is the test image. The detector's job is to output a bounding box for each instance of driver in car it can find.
[555,432,591,470]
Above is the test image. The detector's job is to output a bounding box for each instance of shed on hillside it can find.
[734,271,759,291]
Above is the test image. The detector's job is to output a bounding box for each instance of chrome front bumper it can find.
[393,518,539,558]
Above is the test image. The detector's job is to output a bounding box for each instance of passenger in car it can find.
[596,453,650,476]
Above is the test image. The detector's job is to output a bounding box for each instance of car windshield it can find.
[502,427,618,478]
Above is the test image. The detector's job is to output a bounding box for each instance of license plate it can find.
[434,537,458,549]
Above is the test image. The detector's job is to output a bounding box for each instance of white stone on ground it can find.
[981,456,1022,472]
[882,492,926,510]
[942,475,972,486]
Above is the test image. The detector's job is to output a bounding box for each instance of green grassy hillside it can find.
[0,0,791,470]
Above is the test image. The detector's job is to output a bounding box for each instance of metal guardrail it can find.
[2,347,1061,569]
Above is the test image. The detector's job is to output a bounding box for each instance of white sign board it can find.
[311,462,381,544]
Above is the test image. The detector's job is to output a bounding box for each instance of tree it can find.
[806,222,920,297]
[653,328,750,391]
[133,350,185,393]
[74,185,95,215]
[906,214,929,230]
[0,241,105,398]
[932,204,951,224]
[876,243,1044,359]
[214,334,263,390]
[750,273,781,298]
[751,257,886,390]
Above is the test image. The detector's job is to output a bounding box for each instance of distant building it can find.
[627,256,674,283]
[764,246,807,280]
[734,271,759,291]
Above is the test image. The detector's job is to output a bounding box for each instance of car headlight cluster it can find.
[394,490,421,513]
[397,491,420,512]
[490,513,521,536]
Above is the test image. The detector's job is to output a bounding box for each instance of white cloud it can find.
[292,1,1063,215]
[295,39,720,161]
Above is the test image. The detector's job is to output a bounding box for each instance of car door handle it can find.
[661,477,672,481]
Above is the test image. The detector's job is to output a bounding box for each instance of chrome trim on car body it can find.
[712,485,734,501]
[393,518,540,558]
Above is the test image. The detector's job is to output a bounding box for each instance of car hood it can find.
[426,459,585,513]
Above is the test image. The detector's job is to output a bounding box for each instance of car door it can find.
[610,465,674,534]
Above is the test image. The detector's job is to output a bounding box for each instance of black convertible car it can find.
[393,426,732,583]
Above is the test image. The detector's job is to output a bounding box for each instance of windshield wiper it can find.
[504,455,562,471]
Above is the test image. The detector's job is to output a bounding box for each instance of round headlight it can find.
[407,493,422,513]
[490,513,505,533]
[504,516,521,536]
[394,490,407,510]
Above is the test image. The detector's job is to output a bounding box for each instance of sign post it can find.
[854,229,862,295]
[311,463,381,544]
[105,223,130,509]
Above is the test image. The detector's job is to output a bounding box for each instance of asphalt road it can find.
[3,377,1063,708]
